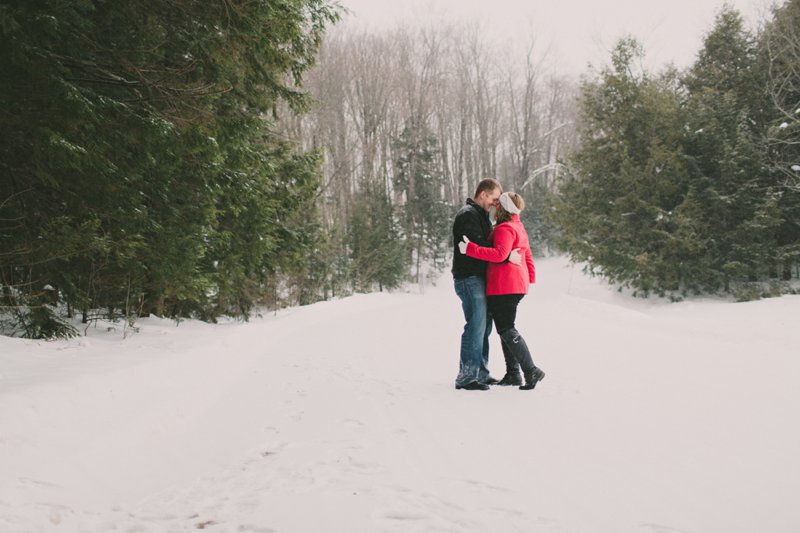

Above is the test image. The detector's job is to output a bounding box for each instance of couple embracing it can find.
[451,178,546,392]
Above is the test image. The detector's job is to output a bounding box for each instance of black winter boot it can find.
[520,367,546,390]
[497,340,522,386]
[497,373,522,386]
[499,328,540,390]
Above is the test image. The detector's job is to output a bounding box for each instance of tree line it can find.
[557,3,800,300]
[3,1,798,339]
[281,24,578,293]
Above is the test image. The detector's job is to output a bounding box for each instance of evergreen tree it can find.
[392,123,452,281]
[520,181,561,256]
[347,181,407,292]
[0,0,340,337]
[556,7,799,298]
[682,6,768,290]
[556,38,696,295]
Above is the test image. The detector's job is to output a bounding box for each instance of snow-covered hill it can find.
[1,257,799,532]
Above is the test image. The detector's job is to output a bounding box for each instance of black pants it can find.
[487,294,524,335]
[487,294,536,375]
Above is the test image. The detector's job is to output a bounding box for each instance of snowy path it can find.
[1,257,799,532]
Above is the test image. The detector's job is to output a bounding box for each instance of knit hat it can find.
[499,192,521,215]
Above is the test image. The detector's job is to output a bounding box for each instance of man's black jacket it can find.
[451,198,493,280]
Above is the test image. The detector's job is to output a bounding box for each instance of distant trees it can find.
[760,1,800,289]
[18,1,798,337]
[286,24,578,289]
[347,180,406,292]
[762,0,800,195]
[557,4,800,299]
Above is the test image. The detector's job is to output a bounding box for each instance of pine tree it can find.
[392,123,452,281]
[0,1,340,337]
[556,7,799,298]
[347,181,407,292]
[556,38,696,295]
[682,6,767,291]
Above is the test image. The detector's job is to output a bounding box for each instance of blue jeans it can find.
[454,276,492,386]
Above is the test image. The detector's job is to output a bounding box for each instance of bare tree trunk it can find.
[280,22,580,290]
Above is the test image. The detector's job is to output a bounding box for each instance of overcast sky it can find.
[336,0,771,75]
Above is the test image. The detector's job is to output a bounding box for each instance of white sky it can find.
[336,0,772,75]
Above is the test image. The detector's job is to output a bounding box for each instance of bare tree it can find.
[280,21,581,288]
[763,1,800,191]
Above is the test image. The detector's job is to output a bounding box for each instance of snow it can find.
[1,256,799,532]
[792,165,800,172]
[779,122,789,129]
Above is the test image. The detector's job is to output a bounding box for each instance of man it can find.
[451,178,520,391]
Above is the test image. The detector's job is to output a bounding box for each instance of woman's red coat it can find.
[465,214,536,296]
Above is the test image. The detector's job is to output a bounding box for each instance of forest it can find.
[1,0,798,338]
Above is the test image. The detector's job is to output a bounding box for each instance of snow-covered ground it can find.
[1,256,799,533]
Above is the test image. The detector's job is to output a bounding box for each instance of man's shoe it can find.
[456,381,490,391]
[482,376,500,385]
[497,373,522,386]
[519,368,545,390]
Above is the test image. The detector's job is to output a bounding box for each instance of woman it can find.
[458,191,545,390]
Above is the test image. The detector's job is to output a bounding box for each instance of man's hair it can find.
[474,178,501,198]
